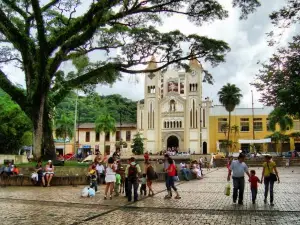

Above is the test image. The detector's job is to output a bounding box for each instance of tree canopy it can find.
[253,1,300,117]
[0,0,260,159]
[0,89,32,154]
[55,92,137,123]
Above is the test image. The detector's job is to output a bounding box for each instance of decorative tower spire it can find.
[146,55,157,70]
[189,52,202,70]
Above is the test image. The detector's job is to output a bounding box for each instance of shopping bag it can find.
[81,187,89,197]
[224,183,231,196]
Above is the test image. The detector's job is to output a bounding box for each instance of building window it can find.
[126,131,131,141]
[266,118,271,131]
[85,132,90,142]
[253,118,263,131]
[240,118,250,132]
[294,120,300,131]
[95,132,100,142]
[105,132,110,142]
[148,86,155,93]
[218,118,228,132]
[116,131,121,141]
[189,83,198,92]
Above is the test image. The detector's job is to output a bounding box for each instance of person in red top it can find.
[165,158,181,199]
[144,151,150,163]
[249,170,261,204]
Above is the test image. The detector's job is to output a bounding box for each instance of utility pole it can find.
[251,90,255,140]
[74,91,78,154]
[251,90,255,153]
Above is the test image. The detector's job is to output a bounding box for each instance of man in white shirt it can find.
[96,163,105,184]
[179,162,190,181]
[227,153,250,205]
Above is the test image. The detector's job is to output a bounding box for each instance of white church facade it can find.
[137,57,212,154]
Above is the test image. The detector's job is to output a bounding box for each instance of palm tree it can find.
[218,83,243,145]
[95,114,116,155]
[268,108,293,132]
[55,114,74,156]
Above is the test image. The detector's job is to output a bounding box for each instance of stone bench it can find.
[0,174,90,186]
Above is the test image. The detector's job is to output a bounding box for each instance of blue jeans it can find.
[128,179,139,201]
[90,180,97,192]
[181,168,190,180]
[264,176,275,202]
[166,175,177,192]
[251,187,257,202]
[232,177,245,203]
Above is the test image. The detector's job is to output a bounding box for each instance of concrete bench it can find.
[0,174,89,186]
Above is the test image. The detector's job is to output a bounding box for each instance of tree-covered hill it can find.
[55,92,137,124]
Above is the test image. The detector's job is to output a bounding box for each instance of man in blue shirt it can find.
[227,153,250,205]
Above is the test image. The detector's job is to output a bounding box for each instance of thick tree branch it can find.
[0,69,27,111]
[0,8,29,52]
[31,0,48,73]
[2,0,28,19]
[48,0,120,53]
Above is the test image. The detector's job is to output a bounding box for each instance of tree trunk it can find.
[43,107,56,160]
[32,95,46,160]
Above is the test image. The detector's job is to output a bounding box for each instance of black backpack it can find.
[147,166,157,180]
[128,164,138,181]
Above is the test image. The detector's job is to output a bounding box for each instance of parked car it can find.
[282,151,299,158]
[63,153,75,160]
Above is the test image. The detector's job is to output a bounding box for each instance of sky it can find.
[3,0,298,108]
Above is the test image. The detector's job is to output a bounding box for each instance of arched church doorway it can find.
[203,142,207,154]
[167,136,179,148]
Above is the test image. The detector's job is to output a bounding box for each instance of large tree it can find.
[253,1,300,117]
[268,108,293,132]
[0,0,260,159]
[218,83,242,145]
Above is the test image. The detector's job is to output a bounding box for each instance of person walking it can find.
[126,157,141,202]
[227,153,250,205]
[261,155,280,206]
[164,158,181,199]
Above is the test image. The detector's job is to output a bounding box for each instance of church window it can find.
[189,83,198,92]
[173,121,176,128]
[140,112,143,129]
[164,121,166,128]
[190,110,192,127]
[148,86,155,94]
[148,102,155,129]
[203,109,206,127]
[170,100,176,112]
[180,121,182,128]
[177,121,179,128]
[190,99,197,128]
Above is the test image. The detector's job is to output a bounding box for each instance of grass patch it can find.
[16,161,89,168]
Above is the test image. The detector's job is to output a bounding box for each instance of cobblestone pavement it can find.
[1,167,300,225]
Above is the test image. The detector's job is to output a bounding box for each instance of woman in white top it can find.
[104,157,116,200]
[45,160,55,187]
[191,161,202,179]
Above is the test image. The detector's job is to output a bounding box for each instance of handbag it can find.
[267,163,277,182]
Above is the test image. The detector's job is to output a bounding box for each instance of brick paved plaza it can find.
[1,167,300,225]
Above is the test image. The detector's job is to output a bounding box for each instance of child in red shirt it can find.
[249,170,261,204]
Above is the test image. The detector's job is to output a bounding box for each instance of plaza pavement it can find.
[0,167,300,225]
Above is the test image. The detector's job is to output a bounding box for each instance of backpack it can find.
[128,164,138,181]
[147,166,157,180]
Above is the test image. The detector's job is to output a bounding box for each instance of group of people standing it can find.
[227,153,280,206]
[88,156,157,202]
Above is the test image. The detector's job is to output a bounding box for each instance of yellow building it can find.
[209,105,300,153]
[54,123,137,156]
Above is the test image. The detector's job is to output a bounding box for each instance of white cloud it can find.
[2,0,296,108]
